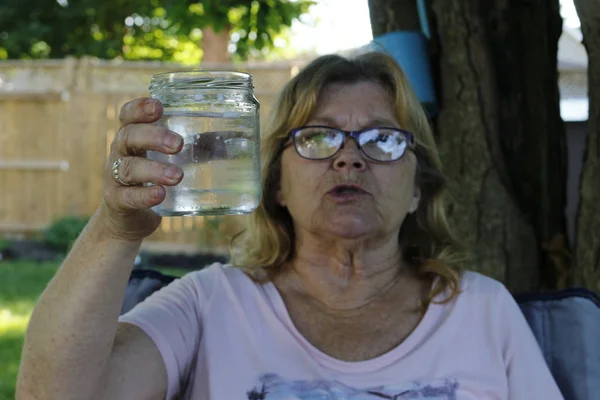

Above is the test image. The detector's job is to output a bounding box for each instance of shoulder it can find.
[187,262,254,284]
[180,262,244,280]
[450,271,515,314]
[179,262,258,297]
[459,270,508,296]
[454,271,529,328]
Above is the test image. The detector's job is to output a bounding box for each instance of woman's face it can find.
[277,81,421,241]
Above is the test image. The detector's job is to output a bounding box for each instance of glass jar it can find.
[148,71,261,216]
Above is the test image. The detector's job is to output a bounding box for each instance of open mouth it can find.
[329,184,369,196]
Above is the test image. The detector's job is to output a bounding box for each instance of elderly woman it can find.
[17,53,563,400]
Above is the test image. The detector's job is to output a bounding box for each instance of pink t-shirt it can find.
[119,263,564,399]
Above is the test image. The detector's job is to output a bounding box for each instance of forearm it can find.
[17,209,142,400]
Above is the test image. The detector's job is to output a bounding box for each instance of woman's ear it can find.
[409,186,421,214]
[276,189,286,207]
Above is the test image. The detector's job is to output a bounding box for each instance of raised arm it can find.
[16,98,184,400]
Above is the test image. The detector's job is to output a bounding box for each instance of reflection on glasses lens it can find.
[359,129,409,161]
[293,127,410,161]
[295,128,343,159]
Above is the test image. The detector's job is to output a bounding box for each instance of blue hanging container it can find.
[372,31,438,116]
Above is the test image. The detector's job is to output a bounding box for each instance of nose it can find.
[332,138,366,171]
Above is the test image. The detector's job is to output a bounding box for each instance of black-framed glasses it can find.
[286,125,415,162]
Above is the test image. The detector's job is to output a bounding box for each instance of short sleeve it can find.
[497,285,565,399]
[118,270,210,399]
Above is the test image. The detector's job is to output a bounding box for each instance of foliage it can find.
[0,0,314,63]
[0,240,11,252]
[43,215,90,253]
[198,216,226,248]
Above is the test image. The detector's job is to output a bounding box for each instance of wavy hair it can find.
[231,52,465,304]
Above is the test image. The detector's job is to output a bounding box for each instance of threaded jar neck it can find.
[150,71,253,93]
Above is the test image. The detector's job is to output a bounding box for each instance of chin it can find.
[324,216,377,239]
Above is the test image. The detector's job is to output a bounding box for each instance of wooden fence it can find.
[0,57,298,250]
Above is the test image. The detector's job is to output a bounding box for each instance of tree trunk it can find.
[480,0,569,289]
[573,0,600,291]
[201,25,232,64]
[368,0,568,291]
[368,0,421,35]
[429,0,538,292]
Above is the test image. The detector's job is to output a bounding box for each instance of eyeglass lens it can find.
[294,127,409,161]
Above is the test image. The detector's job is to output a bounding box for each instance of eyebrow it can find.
[310,115,400,129]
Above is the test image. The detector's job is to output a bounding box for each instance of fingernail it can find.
[144,101,156,116]
[165,166,182,180]
[164,133,182,149]
[153,186,165,200]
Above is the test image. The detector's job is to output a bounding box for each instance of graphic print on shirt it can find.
[246,373,459,399]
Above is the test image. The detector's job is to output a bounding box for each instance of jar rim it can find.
[151,70,250,82]
[150,70,253,91]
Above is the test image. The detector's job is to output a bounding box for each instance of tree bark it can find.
[201,25,232,64]
[368,0,421,35]
[368,0,568,291]
[478,0,569,289]
[573,0,600,291]
[429,0,539,292]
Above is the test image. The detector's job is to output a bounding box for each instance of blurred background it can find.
[0,1,597,398]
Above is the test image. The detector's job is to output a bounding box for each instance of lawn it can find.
[0,260,189,400]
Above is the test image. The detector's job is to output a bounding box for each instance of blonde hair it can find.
[232,52,465,304]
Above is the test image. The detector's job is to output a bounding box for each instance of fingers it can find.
[108,97,183,215]
[111,156,183,187]
[112,123,183,156]
[119,98,163,127]
[106,185,167,212]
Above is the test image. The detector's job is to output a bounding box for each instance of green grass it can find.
[0,260,189,399]
[0,261,58,400]
[155,267,190,278]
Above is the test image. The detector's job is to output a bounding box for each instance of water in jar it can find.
[147,110,261,216]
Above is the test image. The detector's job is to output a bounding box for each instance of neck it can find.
[278,229,409,311]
